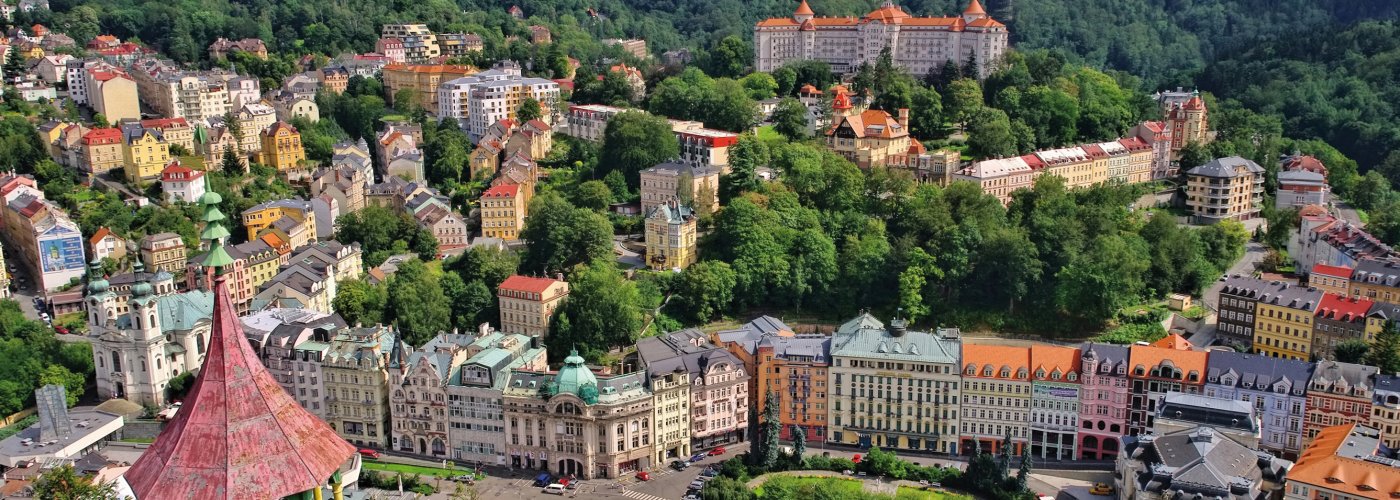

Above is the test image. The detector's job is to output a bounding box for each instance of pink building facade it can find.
[1077,343,1131,460]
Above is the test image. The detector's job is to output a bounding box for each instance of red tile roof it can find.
[160,161,203,182]
[140,117,189,129]
[1029,345,1081,380]
[962,344,1030,380]
[121,274,356,499]
[794,0,814,16]
[498,274,562,294]
[1313,264,1354,279]
[1129,344,1207,382]
[1316,293,1371,323]
[82,127,122,145]
[964,0,986,15]
[482,184,519,198]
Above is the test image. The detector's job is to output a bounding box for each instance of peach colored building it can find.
[496,275,569,338]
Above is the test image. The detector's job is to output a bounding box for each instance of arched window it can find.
[112,352,122,372]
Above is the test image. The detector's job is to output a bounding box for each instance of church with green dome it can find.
[501,349,656,479]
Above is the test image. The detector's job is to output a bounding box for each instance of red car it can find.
[708,446,726,456]
[358,449,381,459]
[634,471,651,481]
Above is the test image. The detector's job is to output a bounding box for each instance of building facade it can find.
[391,333,473,458]
[960,344,1030,455]
[258,121,306,171]
[139,232,185,274]
[501,351,654,479]
[1077,343,1130,460]
[1204,352,1313,458]
[1253,284,1324,360]
[827,314,961,454]
[497,275,569,338]
[87,264,212,407]
[643,202,698,271]
[639,162,720,216]
[1304,360,1378,444]
[1028,345,1081,461]
[1184,156,1265,224]
[480,183,525,241]
[754,0,1008,78]
[446,328,547,464]
[323,324,401,448]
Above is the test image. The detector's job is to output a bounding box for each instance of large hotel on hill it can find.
[754,0,1009,78]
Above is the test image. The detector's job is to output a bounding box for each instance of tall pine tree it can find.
[755,390,781,470]
[1366,320,1400,373]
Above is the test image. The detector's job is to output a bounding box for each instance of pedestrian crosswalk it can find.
[622,489,668,500]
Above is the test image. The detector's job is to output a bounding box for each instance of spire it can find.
[197,178,234,273]
[118,269,356,499]
[963,0,987,16]
[793,0,814,21]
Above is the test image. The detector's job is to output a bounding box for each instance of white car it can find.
[542,484,567,495]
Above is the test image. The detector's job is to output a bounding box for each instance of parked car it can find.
[690,453,708,463]
[634,471,651,481]
[54,326,68,335]
[450,474,475,484]
[689,480,706,490]
[1090,483,1114,496]
[357,449,380,460]
[533,473,553,487]
[701,468,720,478]
[670,460,689,471]
[542,484,567,495]
[708,446,726,456]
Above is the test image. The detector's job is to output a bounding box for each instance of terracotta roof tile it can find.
[498,274,563,294]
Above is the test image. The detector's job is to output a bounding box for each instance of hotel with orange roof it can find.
[1286,424,1400,500]
[960,344,1031,455]
[754,0,1008,79]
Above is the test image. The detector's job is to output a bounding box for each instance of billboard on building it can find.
[39,235,84,273]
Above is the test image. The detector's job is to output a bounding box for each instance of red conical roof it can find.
[122,274,356,500]
[964,0,986,16]
[794,0,814,16]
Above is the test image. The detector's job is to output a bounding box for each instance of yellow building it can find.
[1252,285,1323,360]
[258,121,306,171]
[480,184,525,241]
[1349,259,1400,304]
[825,107,912,169]
[496,275,569,337]
[1184,157,1265,224]
[644,202,698,271]
[240,199,316,242]
[121,127,171,182]
[1036,147,1098,189]
[382,63,474,113]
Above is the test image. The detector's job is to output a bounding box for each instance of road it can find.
[1334,200,1365,228]
[1190,240,1268,347]
[613,235,644,269]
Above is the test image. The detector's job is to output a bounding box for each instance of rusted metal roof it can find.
[121,274,356,500]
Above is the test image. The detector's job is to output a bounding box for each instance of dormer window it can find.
[1036,369,1046,379]
[1068,373,1078,382]
[1000,369,1010,378]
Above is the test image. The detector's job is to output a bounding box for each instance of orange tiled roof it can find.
[828,109,907,139]
[499,275,562,294]
[1290,424,1400,499]
[967,17,1005,28]
[382,63,474,73]
[1313,263,1353,279]
[1129,344,1206,382]
[1150,333,1193,350]
[865,5,911,23]
[794,0,814,16]
[962,344,1030,380]
[482,184,519,198]
[1029,345,1081,379]
[964,0,987,16]
[89,226,114,246]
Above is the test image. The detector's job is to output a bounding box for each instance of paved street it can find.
[1334,200,1365,228]
[1190,240,1267,347]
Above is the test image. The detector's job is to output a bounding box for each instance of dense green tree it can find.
[1334,339,1370,364]
[676,261,737,323]
[517,97,542,122]
[740,72,778,100]
[770,97,809,140]
[386,259,450,346]
[31,464,114,500]
[945,78,984,129]
[772,66,797,97]
[38,365,84,407]
[722,134,768,201]
[519,193,613,275]
[909,86,945,139]
[1057,234,1150,324]
[599,111,680,188]
[574,180,613,211]
[1367,320,1400,374]
[706,36,751,78]
[966,107,1017,159]
[548,260,643,361]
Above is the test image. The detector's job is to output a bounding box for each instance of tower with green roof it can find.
[197,178,234,276]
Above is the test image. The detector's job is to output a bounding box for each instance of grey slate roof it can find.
[1080,342,1131,374]
[1352,259,1400,287]
[830,313,959,364]
[1122,426,1290,500]
[1255,283,1323,312]
[1206,352,1314,397]
[1156,392,1258,432]
[715,316,793,355]
[636,329,747,382]
[1310,360,1379,394]
[1186,156,1265,178]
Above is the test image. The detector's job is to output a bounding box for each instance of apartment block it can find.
[324,324,402,448]
[643,202,698,271]
[445,328,547,463]
[496,275,569,338]
[960,344,1031,455]
[1184,156,1265,224]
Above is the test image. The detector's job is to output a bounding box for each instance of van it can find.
[543,484,567,495]
[533,473,553,487]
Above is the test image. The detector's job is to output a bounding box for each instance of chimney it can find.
[897,108,909,128]
[555,272,564,281]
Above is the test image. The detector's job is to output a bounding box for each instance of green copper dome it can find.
[553,349,598,402]
[130,258,153,299]
[85,260,108,295]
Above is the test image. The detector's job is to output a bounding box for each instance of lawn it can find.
[361,461,478,478]
[894,486,972,500]
[754,476,865,498]
[755,125,783,143]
